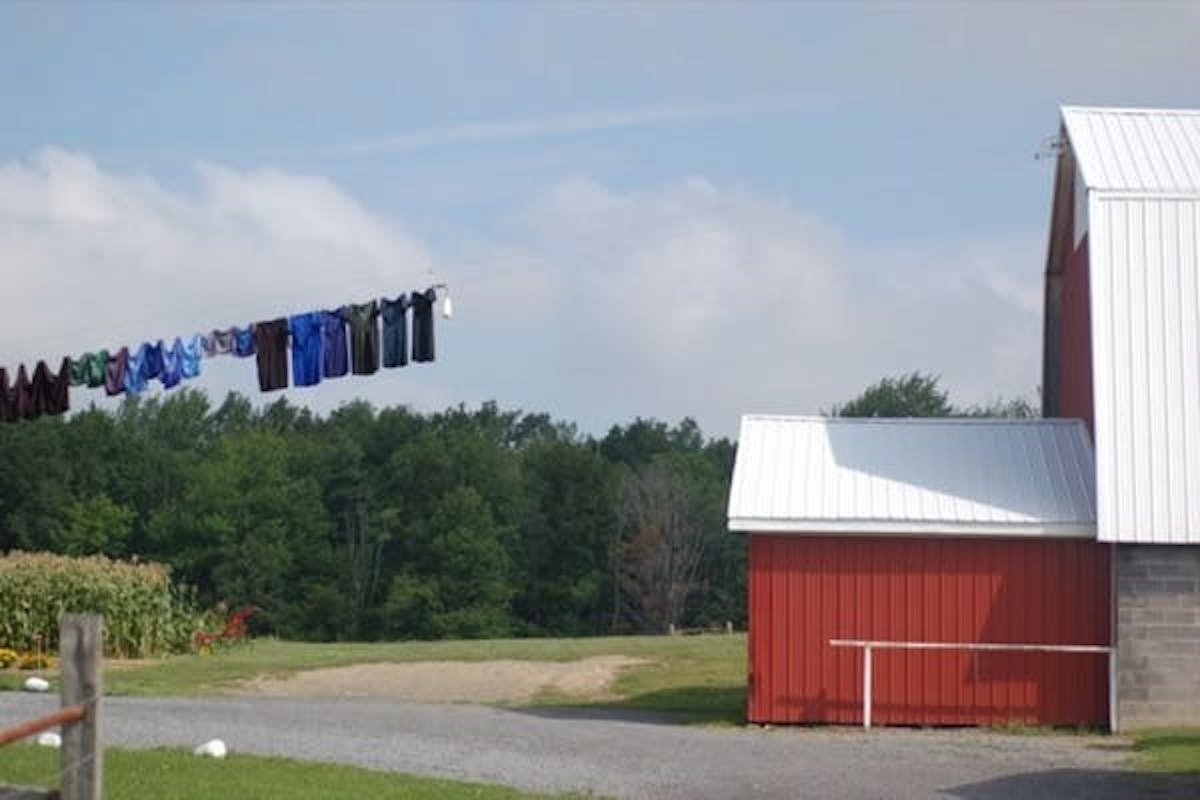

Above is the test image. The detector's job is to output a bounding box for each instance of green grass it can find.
[0,744,568,799]
[3,633,748,724]
[1133,728,1200,774]
[985,722,1105,737]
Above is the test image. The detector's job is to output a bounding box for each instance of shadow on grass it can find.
[944,767,1200,799]
[525,684,745,727]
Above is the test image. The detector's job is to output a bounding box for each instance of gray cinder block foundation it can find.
[1117,545,1200,728]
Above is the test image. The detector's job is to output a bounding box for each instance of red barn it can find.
[730,105,1200,730]
[729,416,1110,727]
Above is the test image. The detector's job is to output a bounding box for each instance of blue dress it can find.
[288,311,324,387]
[139,341,164,381]
[125,347,148,394]
[232,327,256,358]
[181,335,203,379]
[160,338,184,389]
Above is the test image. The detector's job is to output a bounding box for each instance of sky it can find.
[1,2,1198,437]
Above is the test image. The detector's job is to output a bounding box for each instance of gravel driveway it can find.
[3,693,1197,799]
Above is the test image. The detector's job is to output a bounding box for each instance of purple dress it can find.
[321,309,349,378]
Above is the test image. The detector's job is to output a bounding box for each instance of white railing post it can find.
[1108,645,1119,733]
[863,643,873,729]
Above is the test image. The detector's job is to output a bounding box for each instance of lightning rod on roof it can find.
[1034,133,1066,162]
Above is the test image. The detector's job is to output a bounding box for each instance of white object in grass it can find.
[36,732,61,748]
[23,676,49,693]
[194,739,227,758]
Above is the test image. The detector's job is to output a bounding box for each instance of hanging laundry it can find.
[138,341,164,382]
[13,365,34,419]
[233,326,256,358]
[202,329,235,357]
[411,288,436,363]
[288,311,323,388]
[50,358,71,414]
[182,335,203,379]
[321,309,349,379]
[69,358,88,387]
[125,347,148,394]
[105,348,128,397]
[76,351,107,389]
[30,361,53,417]
[253,318,289,392]
[160,338,185,390]
[31,359,70,417]
[0,368,11,422]
[381,294,410,369]
[343,300,380,375]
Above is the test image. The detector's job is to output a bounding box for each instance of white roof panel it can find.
[727,416,1096,537]
[1063,106,1200,195]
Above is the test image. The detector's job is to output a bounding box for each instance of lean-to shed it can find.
[728,416,1110,727]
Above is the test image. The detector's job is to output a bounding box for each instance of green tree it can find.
[960,395,1040,418]
[515,439,618,634]
[834,372,953,417]
[144,428,333,636]
[51,494,135,556]
[384,487,514,639]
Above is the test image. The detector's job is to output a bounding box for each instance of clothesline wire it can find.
[0,274,448,356]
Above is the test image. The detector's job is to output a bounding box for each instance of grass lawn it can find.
[1,633,748,724]
[1133,728,1200,774]
[0,743,567,799]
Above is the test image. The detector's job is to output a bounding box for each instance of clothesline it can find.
[0,284,452,424]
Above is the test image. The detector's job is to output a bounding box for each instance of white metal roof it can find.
[1059,106,1200,543]
[727,416,1096,537]
[1062,106,1200,195]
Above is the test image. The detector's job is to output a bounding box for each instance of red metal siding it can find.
[1059,236,1094,435]
[747,535,1111,726]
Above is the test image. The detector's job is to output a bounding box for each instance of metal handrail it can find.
[829,638,1116,730]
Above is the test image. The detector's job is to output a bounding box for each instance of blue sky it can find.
[1,3,1197,436]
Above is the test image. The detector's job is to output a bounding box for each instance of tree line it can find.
[0,390,739,640]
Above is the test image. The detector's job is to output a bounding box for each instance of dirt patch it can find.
[234,656,650,703]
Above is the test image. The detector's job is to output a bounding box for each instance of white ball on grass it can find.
[194,739,227,759]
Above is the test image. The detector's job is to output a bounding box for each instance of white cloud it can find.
[0,149,432,362]
[0,152,1042,435]
[329,101,789,157]
[457,177,1044,432]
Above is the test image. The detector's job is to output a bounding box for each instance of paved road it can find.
[3,693,1197,799]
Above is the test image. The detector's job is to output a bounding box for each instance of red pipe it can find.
[0,704,86,747]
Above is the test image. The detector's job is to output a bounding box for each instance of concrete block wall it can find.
[1117,544,1200,728]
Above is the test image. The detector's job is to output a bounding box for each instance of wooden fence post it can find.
[59,615,102,800]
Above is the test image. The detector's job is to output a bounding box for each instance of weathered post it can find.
[59,614,102,800]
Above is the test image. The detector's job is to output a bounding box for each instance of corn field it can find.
[0,551,205,657]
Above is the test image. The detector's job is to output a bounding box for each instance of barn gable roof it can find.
[727,416,1096,537]
[1062,106,1200,195]
[1058,105,1200,544]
